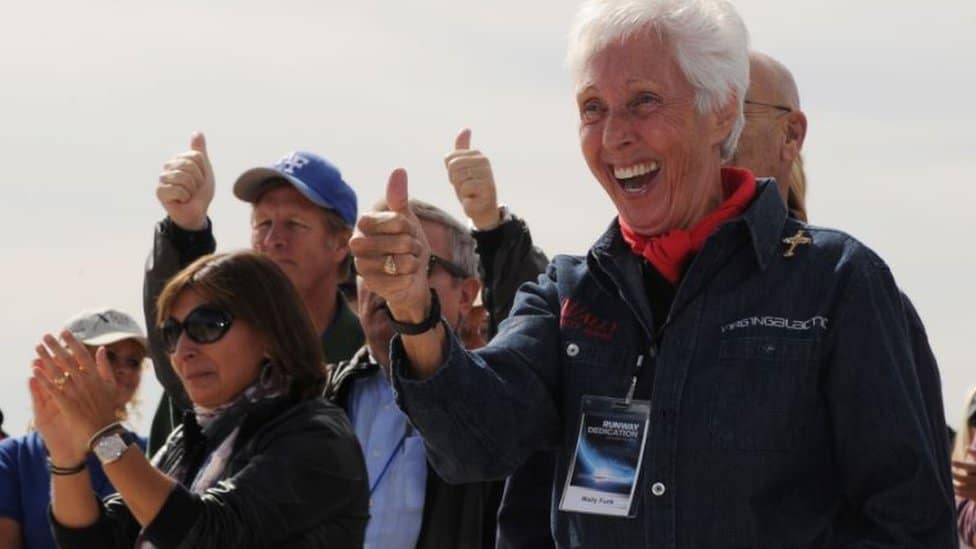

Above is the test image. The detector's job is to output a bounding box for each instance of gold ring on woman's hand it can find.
[53,373,69,389]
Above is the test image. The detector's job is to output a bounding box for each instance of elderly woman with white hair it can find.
[350,0,955,546]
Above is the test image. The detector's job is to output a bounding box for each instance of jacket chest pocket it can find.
[559,335,636,421]
[707,336,818,452]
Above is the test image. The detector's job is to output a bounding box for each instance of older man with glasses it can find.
[326,198,500,549]
[730,51,809,221]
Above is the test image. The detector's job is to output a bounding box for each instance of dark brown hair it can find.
[156,251,327,400]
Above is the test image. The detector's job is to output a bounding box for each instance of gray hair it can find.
[567,0,750,160]
[372,198,480,280]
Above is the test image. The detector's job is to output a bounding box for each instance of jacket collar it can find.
[586,178,787,337]
[591,178,786,274]
[735,177,788,272]
[325,345,380,405]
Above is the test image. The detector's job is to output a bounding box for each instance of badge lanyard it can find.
[369,432,408,496]
[559,353,652,518]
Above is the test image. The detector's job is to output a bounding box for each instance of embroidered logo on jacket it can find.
[560,298,619,341]
[721,315,828,334]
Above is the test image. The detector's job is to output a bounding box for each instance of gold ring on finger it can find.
[383,254,398,276]
[54,374,68,389]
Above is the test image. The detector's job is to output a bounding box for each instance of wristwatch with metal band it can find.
[92,430,138,465]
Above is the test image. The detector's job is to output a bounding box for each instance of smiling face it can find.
[576,31,733,235]
[250,184,348,298]
[168,290,267,408]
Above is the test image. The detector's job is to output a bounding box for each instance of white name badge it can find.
[559,395,650,518]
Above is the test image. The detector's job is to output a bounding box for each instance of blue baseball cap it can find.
[233,151,358,226]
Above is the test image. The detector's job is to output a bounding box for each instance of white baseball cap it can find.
[64,308,147,351]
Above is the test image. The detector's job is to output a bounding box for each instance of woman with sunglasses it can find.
[0,308,147,549]
[30,251,369,549]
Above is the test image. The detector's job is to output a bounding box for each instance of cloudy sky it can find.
[1,0,973,436]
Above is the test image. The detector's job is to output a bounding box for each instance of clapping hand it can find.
[30,331,121,464]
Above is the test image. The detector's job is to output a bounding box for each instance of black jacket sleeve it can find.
[472,213,549,338]
[143,217,216,410]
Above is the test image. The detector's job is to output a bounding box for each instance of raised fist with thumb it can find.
[156,131,215,230]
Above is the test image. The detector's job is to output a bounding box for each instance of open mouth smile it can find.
[612,161,660,193]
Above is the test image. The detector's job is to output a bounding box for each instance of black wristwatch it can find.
[388,289,441,335]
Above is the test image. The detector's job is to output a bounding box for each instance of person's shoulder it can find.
[0,432,43,470]
[550,253,586,266]
[0,431,42,454]
[546,254,588,278]
[0,435,20,461]
[793,221,892,273]
[271,397,357,440]
[255,398,365,476]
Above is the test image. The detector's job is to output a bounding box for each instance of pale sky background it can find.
[1,0,973,438]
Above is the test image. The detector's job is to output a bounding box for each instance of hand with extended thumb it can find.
[350,169,433,325]
[444,128,500,230]
[156,131,215,230]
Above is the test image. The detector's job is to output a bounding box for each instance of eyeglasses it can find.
[159,306,234,353]
[428,254,468,279]
[744,99,793,115]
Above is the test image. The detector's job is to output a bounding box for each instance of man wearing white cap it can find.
[144,132,363,452]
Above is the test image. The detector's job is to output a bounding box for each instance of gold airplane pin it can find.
[782,229,811,257]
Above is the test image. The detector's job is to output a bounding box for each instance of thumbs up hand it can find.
[156,131,215,230]
[350,168,433,325]
[445,128,500,230]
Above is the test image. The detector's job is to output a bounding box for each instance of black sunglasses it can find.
[428,254,468,279]
[159,305,234,353]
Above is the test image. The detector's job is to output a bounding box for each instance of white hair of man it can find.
[567,0,750,160]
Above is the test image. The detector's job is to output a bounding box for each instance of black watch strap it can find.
[388,289,441,335]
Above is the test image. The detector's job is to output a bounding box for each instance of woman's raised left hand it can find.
[32,331,122,458]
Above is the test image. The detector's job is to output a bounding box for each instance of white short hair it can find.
[567,0,750,160]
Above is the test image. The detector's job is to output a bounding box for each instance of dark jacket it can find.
[473,215,554,549]
[143,217,364,453]
[472,212,550,340]
[391,180,956,548]
[328,347,500,549]
[52,397,369,549]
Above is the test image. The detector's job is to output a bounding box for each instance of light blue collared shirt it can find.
[348,367,427,549]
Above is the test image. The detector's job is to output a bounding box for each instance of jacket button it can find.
[651,482,666,496]
[566,343,580,357]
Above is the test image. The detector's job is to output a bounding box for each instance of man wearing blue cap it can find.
[143,132,364,453]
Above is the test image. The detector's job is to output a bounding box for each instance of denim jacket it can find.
[392,180,956,548]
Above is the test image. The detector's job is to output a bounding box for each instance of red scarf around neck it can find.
[619,167,756,284]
